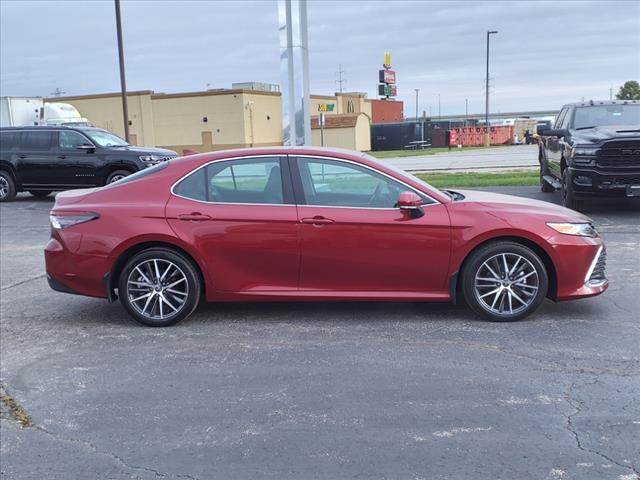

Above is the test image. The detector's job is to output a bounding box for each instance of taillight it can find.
[49,212,100,230]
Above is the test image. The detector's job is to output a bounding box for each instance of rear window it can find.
[104,161,169,188]
[0,131,16,150]
[22,131,54,150]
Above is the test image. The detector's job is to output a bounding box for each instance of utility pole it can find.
[414,88,419,121]
[335,64,346,93]
[485,30,498,147]
[465,98,468,124]
[114,0,129,142]
[438,93,441,121]
[609,86,613,100]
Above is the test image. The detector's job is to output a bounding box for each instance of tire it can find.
[106,170,132,184]
[29,190,52,198]
[561,168,583,211]
[461,241,549,322]
[118,248,201,327]
[0,171,17,202]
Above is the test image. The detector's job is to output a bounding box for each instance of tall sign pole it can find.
[278,0,311,146]
[114,0,129,142]
[484,30,498,147]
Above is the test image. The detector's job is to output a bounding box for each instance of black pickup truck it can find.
[538,100,640,210]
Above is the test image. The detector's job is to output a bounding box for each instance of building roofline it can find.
[43,89,281,102]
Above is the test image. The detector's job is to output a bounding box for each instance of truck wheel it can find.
[106,170,132,184]
[0,171,17,202]
[561,169,583,211]
[29,190,52,198]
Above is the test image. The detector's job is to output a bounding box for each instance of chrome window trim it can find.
[293,154,441,207]
[583,245,604,284]
[169,153,442,209]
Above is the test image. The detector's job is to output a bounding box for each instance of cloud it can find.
[1,0,638,115]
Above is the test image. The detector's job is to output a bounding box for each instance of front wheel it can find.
[106,170,132,184]
[561,169,583,211]
[118,248,201,327]
[461,241,548,322]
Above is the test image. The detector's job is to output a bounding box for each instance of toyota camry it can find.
[45,147,608,326]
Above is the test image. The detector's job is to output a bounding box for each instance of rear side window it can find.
[0,131,16,151]
[174,157,285,204]
[22,131,53,150]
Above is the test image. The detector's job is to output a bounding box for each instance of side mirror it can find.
[540,128,569,138]
[397,191,424,218]
[77,143,95,152]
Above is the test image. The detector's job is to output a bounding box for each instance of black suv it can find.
[538,100,640,210]
[0,126,177,201]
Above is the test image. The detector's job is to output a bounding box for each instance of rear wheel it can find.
[118,248,201,327]
[29,190,52,198]
[461,241,548,322]
[106,170,132,184]
[0,171,17,202]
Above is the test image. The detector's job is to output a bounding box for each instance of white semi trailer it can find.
[0,97,91,127]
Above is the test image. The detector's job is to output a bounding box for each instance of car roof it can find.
[0,125,103,131]
[562,99,639,108]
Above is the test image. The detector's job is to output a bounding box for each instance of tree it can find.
[615,80,640,100]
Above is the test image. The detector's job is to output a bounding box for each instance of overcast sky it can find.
[1,0,638,116]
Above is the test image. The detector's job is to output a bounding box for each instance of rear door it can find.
[165,155,300,293]
[291,155,451,294]
[15,130,58,187]
[53,130,100,186]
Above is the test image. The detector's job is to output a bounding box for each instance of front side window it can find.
[59,131,92,150]
[82,129,128,147]
[174,157,285,204]
[297,157,424,208]
[22,131,53,150]
[554,108,568,129]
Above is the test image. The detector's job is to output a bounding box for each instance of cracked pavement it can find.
[1,187,639,479]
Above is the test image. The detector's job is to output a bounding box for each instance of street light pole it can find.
[485,30,498,147]
[465,98,468,124]
[114,0,129,142]
[414,88,419,121]
[437,93,441,121]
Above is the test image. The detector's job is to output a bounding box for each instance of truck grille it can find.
[586,249,607,287]
[597,140,640,168]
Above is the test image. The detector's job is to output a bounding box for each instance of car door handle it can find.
[58,155,66,160]
[301,216,334,225]
[177,212,212,222]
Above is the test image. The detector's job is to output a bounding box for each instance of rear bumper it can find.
[569,166,640,198]
[44,237,110,299]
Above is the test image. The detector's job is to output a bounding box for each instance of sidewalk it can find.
[380,145,539,173]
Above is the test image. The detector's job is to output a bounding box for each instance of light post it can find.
[465,98,468,125]
[414,88,419,121]
[114,0,129,142]
[437,93,441,121]
[485,30,498,147]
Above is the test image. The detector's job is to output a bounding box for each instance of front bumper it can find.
[570,166,640,198]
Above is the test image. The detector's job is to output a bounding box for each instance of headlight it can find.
[547,222,597,237]
[139,155,166,164]
[571,147,598,156]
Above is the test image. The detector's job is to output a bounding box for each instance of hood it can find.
[110,145,178,156]
[452,189,592,223]
[570,125,640,145]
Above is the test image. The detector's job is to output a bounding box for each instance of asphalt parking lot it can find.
[1,188,639,480]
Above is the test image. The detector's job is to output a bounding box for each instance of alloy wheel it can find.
[109,174,126,184]
[473,253,540,316]
[126,259,189,321]
[0,176,8,200]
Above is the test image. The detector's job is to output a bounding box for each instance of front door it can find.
[291,156,451,294]
[166,156,300,293]
[53,130,99,186]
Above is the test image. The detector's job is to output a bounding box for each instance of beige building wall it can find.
[354,114,372,151]
[240,92,283,147]
[310,112,371,151]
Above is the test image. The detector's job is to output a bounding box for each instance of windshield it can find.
[82,129,129,147]
[572,104,640,129]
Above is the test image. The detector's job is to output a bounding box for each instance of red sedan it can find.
[45,147,608,326]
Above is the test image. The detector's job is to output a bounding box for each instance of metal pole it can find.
[114,0,129,142]
[465,98,468,123]
[438,93,441,121]
[485,30,497,147]
[414,88,419,121]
